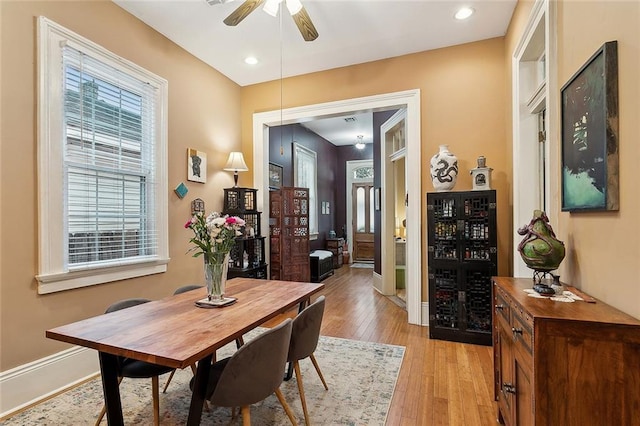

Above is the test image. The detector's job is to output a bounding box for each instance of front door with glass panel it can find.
[352,183,374,262]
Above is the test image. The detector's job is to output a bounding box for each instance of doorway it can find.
[252,89,422,325]
[381,109,408,305]
[352,182,375,262]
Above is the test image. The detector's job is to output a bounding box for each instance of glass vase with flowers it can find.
[185,212,245,301]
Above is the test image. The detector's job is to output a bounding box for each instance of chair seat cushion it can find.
[310,250,333,260]
[120,358,173,378]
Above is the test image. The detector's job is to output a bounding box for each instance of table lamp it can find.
[223,152,249,187]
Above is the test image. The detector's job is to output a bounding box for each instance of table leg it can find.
[98,352,124,426]
[284,298,310,381]
[187,353,214,426]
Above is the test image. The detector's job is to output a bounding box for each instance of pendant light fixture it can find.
[355,135,365,150]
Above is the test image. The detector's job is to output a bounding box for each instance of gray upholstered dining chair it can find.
[95,298,174,426]
[191,318,297,425]
[162,284,204,394]
[288,295,328,426]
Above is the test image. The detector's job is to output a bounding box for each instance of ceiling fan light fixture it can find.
[285,0,303,15]
[454,7,474,20]
[263,0,282,17]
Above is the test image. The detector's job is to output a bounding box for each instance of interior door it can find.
[352,183,374,262]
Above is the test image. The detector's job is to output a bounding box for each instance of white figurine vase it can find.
[430,145,458,191]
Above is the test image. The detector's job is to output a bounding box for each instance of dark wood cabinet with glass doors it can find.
[427,190,497,346]
[222,187,267,279]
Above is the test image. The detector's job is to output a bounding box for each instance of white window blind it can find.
[63,46,158,268]
[37,17,168,293]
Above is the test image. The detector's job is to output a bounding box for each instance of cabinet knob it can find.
[495,304,505,310]
[503,383,516,394]
[511,327,523,335]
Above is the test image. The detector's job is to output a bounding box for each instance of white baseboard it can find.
[372,271,383,293]
[421,302,429,326]
[0,346,99,419]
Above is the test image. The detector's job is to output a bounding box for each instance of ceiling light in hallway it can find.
[455,7,474,20]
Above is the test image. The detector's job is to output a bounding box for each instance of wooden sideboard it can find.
[492,277,640,425]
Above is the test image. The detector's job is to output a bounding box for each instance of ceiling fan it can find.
[209,0,319,42]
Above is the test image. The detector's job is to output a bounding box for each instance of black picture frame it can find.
[268,162,283,190]
[561,41,619,212]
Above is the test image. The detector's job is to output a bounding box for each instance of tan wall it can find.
[0,1,242,371]
[241,38,510,300]
[504,0,640,319]
[554,0,640,317]
[6,0,636,378]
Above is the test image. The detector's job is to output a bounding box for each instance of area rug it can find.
[2,333,404,425]
[350,263,374,269]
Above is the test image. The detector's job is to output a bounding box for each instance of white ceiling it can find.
[113,0,516,145]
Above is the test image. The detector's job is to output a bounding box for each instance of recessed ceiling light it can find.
[455,7,474,20]
[244,56,259,65]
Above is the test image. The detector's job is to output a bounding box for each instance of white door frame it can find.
[380,109,407,296]
[511,0,557,277]
[252,89,422,325]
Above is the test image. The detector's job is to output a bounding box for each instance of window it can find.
[354,184,375,233]
[293,143,318,239]
[37,17,168,294]
[353,166,374,179]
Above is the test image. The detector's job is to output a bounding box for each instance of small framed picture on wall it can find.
[269,162,283,189]
[187,148,207,183]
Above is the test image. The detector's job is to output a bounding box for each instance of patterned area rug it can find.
[2,333,404,425]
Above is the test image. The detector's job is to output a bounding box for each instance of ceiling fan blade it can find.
[291,5,318,41]
[223,0,264,26]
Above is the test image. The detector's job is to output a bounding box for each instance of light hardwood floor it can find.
[265,265,498,426]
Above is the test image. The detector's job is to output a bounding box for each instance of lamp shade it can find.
[223,152,249,187]
[223,152,249,172]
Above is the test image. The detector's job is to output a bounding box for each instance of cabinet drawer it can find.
[494,286,511,325]
[511,309,533,355]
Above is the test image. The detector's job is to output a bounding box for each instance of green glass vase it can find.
[517,210,565,271]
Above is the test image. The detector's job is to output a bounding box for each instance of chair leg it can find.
[162,369,177,394]
[95,377,123,426]
[241,405,251,426]
[152,376,160,426]
[275,387,297,426]
[95,404,107,426]
[164,363,196,394]
[293,361,310,426]
[309,354,329,390]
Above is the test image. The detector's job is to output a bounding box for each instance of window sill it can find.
[36,258,170,294]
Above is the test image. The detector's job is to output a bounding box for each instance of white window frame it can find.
[293,143,318,239]
[36,17,169,294]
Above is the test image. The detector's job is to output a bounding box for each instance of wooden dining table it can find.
[46,277,324,426]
